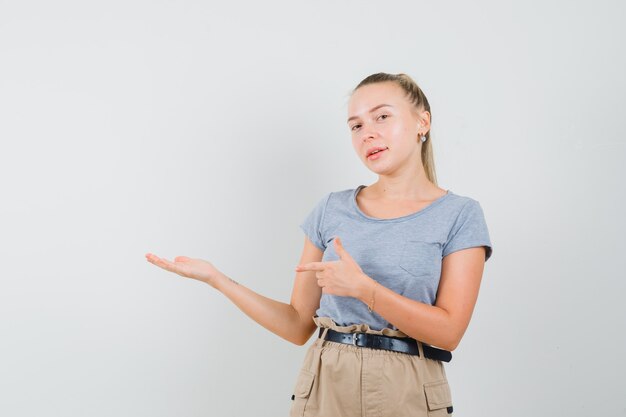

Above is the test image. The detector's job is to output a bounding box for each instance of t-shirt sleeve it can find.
[299,193,332,251]
[442,199,493,262]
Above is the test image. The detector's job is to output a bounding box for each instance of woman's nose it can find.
[360,123,377,142]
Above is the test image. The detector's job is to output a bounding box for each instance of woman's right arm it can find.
[146,235,323,346]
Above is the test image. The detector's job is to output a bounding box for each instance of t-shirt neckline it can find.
[352,184,452,222]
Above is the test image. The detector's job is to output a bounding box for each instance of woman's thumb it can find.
[174,256,192,262]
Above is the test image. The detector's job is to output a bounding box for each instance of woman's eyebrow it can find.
[347,104,394,123]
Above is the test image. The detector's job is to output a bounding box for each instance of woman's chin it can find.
[366,163,396,176]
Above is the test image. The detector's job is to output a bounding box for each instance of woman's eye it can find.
[351,124,361,131]
[377,114,389,121]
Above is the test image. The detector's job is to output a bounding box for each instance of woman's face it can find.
[347,82,427,175]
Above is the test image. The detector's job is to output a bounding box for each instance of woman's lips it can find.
[367,149,387,160]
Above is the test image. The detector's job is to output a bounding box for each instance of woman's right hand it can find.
[145,253,222,288]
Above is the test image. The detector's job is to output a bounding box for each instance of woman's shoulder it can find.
[445,189,480,205]
[317,185,361,202]
[439,190,490,227]
[428,190,488,222]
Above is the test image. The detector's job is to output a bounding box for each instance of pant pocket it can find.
[423,379,453,416]
[290,368,315,417]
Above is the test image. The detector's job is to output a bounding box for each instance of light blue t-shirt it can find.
[299,184,493,331]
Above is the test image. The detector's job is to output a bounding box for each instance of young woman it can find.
[146,72,492,417]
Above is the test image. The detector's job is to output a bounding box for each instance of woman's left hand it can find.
[295,236,373,298]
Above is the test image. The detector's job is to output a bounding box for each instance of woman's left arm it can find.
[356,246,486,351]
[295,236,487,352]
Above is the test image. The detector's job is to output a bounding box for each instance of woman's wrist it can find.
[211,271,235,291]
[355,274,378,307]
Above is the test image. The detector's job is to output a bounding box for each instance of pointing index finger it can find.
[295,262,326,272]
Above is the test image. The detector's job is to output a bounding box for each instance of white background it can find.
[1,1,624,416]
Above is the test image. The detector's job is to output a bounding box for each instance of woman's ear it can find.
[418,110,431,134]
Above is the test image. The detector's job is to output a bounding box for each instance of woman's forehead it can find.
[348,82,408,114]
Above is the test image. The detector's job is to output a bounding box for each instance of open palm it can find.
[145,253,219,286]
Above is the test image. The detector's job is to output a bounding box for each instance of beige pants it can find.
[289,316,453,417]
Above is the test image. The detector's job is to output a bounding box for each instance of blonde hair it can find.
[351,72,437,186]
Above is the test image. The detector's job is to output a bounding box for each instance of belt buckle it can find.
[352,332,360,346]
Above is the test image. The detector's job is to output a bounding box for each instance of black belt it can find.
[318,328,452,362]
